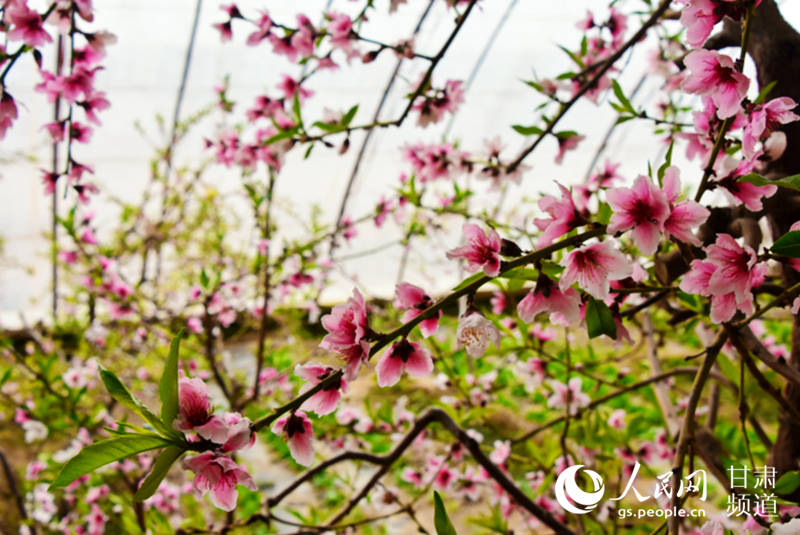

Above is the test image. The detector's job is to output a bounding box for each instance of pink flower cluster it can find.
[560,240,632,300]
[176,377,256,511]
[294,363,347,415]
[376,339,434,388]
[410,76,465,127]
[680,234,766,323]
[533,183,589,248]
[17,4,116,196]
[680,0,755,47]
[272,411,314,466]
[606,169,709,255]
[402,142,472,182]
[446,223,502,277]
[518,273,581,326]
[394,282,441,337]
[215,7,361,69]
[571,7,628,103]
[319,288,371,380]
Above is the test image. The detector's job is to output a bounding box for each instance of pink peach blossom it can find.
[446,223,502,277]
[394,282,440,337]
[606,175,670,255]
[705,233,763,302]
[319,288,370,381]
[607,409,626,430]
[555,134,584,165]
[0,92,19,140]
[742,97,800,159]
[548,378,590,416]
[534,183,587,248]
[175,377,213,432]
[6,3,52,47]
[272,411,314,466]
[679,234,766,322]
[517,274,581,326]
[456,310,501,358]
[680,0,719,47]
[661,166,710,246]
[560,240,632,299]
[295,363,346,415]
[375,339,434,387]
[683,50,749,119]
[183,452,256,511]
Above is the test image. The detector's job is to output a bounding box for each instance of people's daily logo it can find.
[554,464,605,514]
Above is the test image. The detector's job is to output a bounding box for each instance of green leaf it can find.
[754,80,777,105]
[739,172,800,192]
[134,446,184,501]
[264,127,297,146]
[585,298,617,339]
[540,261,564,278]
[512,124,542,136]
[775,470,800,495]
[292,93,302,126]
[342,104,358,126]
[433,491,458,535]
[657,141,674,185]
[555,130,579,140]
[772,230,800,258]
[99,366,177,438]
[50,435,172,489]
[451,272,486,292]
[596,201,613,225]
[159,332,182,428]
[498,267,538,281]
[557,45,584,68]
[311,121,342,133]
[199,268,210,290]
[611,79,635,114]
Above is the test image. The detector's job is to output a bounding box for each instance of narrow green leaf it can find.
[159,332,183,428]
[451,272,486,292]
[597,202,613,225]
[199,268,210,289]
[754,80,777,105]
[585,298,617,339]
[433,491,458,535]
[50,435,172,489]
[292,93,302,125]
[498,267,538,281]
[657,141,674,185]
[775,470,800,495]
[311,121,342,133]
[511,124,542,136]
[134,446,184,502]
[264,127,297,146]
[99,366,176,438]
[540,261,564,278]
[611,79,635,114]
[557,45,584,68]
[555,130,579,139]
[739,172,800,192]
[772,230,800,258]
[342,104,358,126]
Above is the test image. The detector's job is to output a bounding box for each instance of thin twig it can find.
[668,333,728,535]
[505,0,672,173]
